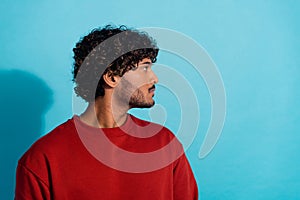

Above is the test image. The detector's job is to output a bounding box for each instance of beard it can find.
[129,88,155,108]
[115,78,155,109]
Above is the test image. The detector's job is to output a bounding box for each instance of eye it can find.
[143,66,149,71]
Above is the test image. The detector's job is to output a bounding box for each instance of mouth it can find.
[148,85,156,94]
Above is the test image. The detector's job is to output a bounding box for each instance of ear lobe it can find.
[103,73,120,88]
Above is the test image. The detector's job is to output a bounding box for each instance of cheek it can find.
[123,74,148,88]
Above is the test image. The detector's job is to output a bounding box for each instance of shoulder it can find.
[18,117,76,166]
[16,117,76,185]
[129,115,183,152]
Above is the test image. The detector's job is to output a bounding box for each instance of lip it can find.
[148,85,156,93]
[149,89,155,94]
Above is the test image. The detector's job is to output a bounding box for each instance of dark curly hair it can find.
[72,25,159,102]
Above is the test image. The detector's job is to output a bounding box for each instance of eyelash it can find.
[130,65,150,72]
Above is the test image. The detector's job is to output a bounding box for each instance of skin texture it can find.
[79,58,158,128]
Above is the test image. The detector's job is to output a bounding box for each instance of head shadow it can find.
[0,69,53,199]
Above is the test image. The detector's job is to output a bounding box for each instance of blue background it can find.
[1,0,299,199]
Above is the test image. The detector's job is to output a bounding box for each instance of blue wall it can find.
[1,0,299,199]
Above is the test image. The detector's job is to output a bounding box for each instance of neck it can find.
[79,92,129,128]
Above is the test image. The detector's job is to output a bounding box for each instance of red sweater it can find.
[15,115,198,200]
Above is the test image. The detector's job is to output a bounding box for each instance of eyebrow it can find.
[139,61,152,65]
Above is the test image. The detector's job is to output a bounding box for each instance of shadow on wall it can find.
[0,69,53,199]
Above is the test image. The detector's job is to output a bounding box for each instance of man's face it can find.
[114,58,158,108]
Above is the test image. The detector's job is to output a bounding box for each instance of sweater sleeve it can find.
[173,154,198,200]
[15,163,51,200]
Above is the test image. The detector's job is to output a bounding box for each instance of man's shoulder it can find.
[33,117,75,148]
[18,117,75,165]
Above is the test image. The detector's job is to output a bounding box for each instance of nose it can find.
[151,70,159,84]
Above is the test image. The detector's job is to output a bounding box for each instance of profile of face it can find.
[114,58,159,109]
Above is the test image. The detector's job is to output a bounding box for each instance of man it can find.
[15,25,198,199]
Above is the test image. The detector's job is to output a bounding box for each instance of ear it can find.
[102,72,121,88]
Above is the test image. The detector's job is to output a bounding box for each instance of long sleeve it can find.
[15,163,51,200]
[173,154,198,200]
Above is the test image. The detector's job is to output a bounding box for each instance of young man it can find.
[15,25,198,199]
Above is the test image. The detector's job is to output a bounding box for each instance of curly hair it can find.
[72,25,159,102]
